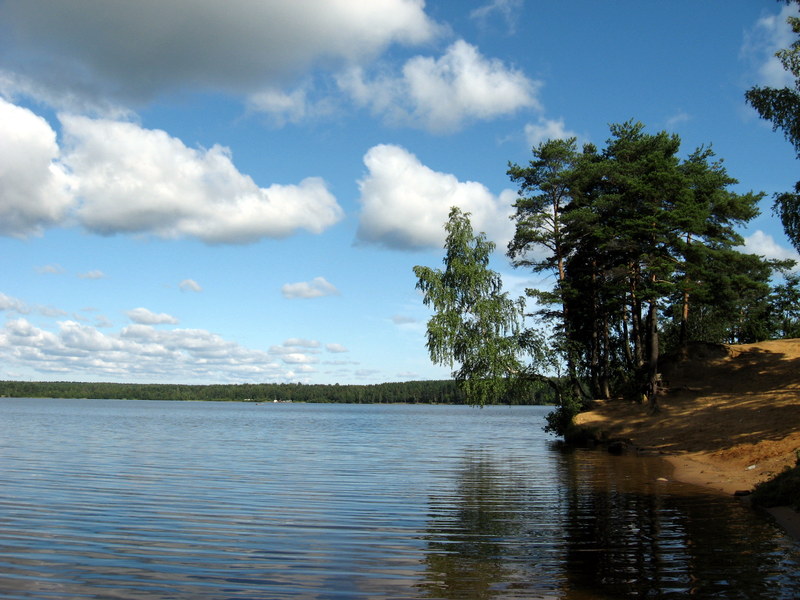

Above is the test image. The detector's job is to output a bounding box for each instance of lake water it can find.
[0,399,797,599]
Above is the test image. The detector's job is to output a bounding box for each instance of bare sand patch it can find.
[574,338,800,537]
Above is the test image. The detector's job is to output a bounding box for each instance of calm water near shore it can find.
[0,398,798,599]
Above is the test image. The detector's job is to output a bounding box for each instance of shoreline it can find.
[573,338,800,543]
[662,452,800,541]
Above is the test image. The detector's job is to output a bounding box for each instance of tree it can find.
[745,0,800,250]
[413,207,528,406]
[507,137,587,399]
[507,122,768,411]
[769,272,800,337]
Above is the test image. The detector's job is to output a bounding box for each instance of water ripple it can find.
[0,399,797,599]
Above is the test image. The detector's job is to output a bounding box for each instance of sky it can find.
[0,0,799,386]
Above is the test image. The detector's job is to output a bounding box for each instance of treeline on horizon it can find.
[0,378,555,405]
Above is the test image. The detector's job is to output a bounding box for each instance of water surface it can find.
[0,399,797,599]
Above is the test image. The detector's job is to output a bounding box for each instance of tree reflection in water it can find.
[557,447,800,599]
[418,449,565,599]
[417,446,800,600]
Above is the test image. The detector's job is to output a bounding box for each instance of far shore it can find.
[575,338,800,540]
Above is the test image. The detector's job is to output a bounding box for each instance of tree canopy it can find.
[413,207,535,405]
[415,122,796,434]
[745,0,800,250]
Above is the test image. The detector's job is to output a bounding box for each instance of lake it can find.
[0,399,797,599]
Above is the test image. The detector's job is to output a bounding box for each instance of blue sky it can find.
[0,0,798,385]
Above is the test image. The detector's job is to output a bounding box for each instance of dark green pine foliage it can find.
[769,273,800,338]
[507,138,585,398]
[508,121,775,410]
[745,0,800,250]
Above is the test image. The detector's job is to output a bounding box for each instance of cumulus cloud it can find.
[281,277,340,299]
[326,343,348,353]
[280,353,320,365]
[524,117,579,147]
[742,3,800,88]
[338,40,539,132]
[179,279,203,293]
[356,144,516,250]
[126,308,180,326]
[59,115,343,243]
[0,317,295,382]
[0,0,439,107]
[0,100,344,242]
[268,339,324,367]
[0,98,74,237]
[741,230,800,269]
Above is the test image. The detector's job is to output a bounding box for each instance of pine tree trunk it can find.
[645,298,660,411]
[678,233,692,357]
[600,313,611,399]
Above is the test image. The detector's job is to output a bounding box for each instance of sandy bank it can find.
[574,338,800,539]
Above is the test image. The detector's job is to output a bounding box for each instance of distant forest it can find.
[0,379,554,405]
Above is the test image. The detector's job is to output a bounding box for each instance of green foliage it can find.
[414,117,795,437]
[0,378,556,405]
[414,207,529,406]
[543,392,582,437]
[745,1,800,251]
[768,273,800,337]
[508,120,774,415]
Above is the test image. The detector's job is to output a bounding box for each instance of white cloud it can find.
[743,3,800,88]
[281,277,340,299]
[0,293,29,314]
[0,0,439,107]
[524,117,579,147]
[179,279,203,293]
[470,0,524,34]
[61,115,344,243]
[280,353,319,365]
[339,40,539,132]
[247,83,336,125]
[269,339,324,371]
[0,98,74,237]
[356,144,516,250]
[741,230,800,269]
[78,270,106,280]
[126,308,180,326]
[39,305,68,318]
[0,317,295,382]
[665,111,691,129]
[248,86,312,125]
[326,343,348,353]
[36,264,64,275]
[284,338,321,349]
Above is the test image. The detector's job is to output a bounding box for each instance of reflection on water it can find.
[0,399,797,599]
[557,449,800,599]
[420,451,565,599]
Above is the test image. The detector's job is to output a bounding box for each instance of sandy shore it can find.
[574,338,800,540]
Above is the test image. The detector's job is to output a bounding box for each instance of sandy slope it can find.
[574,338,800,536]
